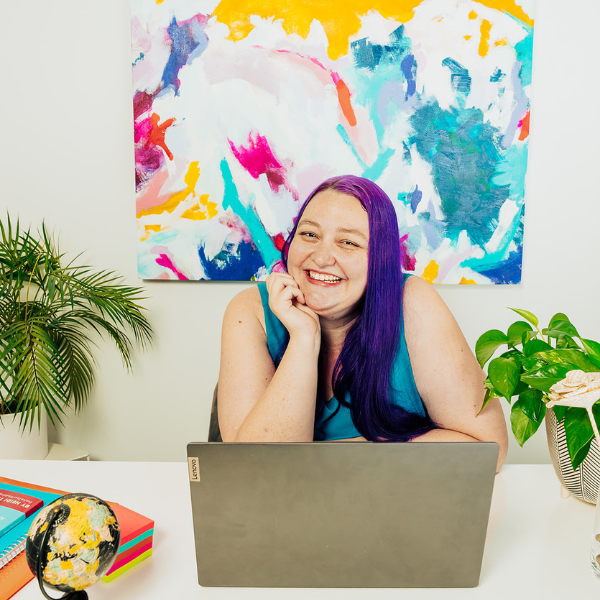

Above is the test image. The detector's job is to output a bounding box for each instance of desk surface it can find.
[0,461,598,599]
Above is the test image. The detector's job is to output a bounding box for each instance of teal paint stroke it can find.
[492,143,529,206]
[362,148,396,180]
[515,25,534,88]
[409,100,510,247]
[336,125,367,170]
[219,158,280,269]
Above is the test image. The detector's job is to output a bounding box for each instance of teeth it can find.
[309,271,341,282]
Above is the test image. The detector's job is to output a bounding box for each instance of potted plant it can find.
[476,308,600,502]
[0,215,153,458]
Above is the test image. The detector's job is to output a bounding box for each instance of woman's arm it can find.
[218,276,321,442]
[402,276,508,471]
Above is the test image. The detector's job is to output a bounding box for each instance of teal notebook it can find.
[0,484,61,569]
[0,489,43,539]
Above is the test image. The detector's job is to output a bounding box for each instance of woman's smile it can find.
[305,269,344,284]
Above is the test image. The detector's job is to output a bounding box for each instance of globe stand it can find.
[34,507,89,600]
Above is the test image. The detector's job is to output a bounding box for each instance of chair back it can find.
[208,383,222,442]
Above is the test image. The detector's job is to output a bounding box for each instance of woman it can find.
[218,175,508,469]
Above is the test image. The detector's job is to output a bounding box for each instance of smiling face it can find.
[286,189,369,322]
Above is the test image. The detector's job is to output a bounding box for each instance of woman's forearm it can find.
[234,335,320,442]
[410,428,505,472]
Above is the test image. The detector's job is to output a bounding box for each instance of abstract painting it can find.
[132,0,535,283]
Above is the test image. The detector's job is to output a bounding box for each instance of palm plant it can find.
[0,215,153,432]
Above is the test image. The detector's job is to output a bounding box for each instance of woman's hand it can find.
[266,273,320,342]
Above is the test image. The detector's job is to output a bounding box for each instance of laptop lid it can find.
[187,441,498,588]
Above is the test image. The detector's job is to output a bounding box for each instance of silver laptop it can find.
[186,441,498,588]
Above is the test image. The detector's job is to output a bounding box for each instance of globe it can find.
[26,494,120,596]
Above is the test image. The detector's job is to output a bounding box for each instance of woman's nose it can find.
[312,242,335,267]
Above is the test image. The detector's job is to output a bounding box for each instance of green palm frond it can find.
[0,214,154,432]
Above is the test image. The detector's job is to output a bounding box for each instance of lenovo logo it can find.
[188,456,201,482]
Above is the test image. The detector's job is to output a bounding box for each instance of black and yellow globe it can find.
[26,494,120,594]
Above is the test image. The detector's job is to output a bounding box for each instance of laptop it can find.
[186,441,498,588]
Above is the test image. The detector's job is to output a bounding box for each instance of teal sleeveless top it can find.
[257,276,426,440]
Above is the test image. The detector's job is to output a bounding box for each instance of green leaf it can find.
[533,349,597,372]
[556,335,581,349]
[520,363,575,392]
[543,320,580,339]
[581,339,600,370]
[522,339,553,357]
[478,388,493,416]
[521,357,545,372]
[507,321,533,348]
[475,330,508,367]
[508,308,539,328]
[553,405,568,423]
[511,401,543,446]
[549,313,571,328]
[518,388,546,422]
[488,356,520,402]
[564,407,594,470]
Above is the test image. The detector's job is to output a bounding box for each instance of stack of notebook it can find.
[0,476,154,600]
[102,503,154,583]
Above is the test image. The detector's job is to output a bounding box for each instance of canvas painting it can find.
[132,0,535,283]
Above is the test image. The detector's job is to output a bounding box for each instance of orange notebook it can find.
[0,477,67,600]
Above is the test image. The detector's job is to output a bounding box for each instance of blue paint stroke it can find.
[410,186,422,213]
[401,55,416,99]
[441,58,472,95]
[219,158,280,269]
[198,240,265,281]
[161,15,209,95]
[409,100,509,247]
[336,124,367,170]
[473,247,523,284]
[490,68,504,82]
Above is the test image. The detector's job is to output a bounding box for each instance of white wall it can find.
[2,0,599,462]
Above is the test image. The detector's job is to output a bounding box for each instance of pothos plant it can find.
[476,308,600,470]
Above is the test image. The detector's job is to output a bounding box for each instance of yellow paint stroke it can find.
[464,35,472,41]
[138,161,201,218]
[476,0,533,27]
[459,277,477,284]
[495,38,507,46]
[213,0,532,60]
[156,0,165,4]
[422,260,439,284]
[468,10,478,19]
[182,194,219,220]
[479,19,492,57]
[140,224,166,241]
[214,0,424,60]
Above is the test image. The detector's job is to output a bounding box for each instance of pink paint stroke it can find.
[228,132,298,199]
[156,253,188,280]
[400,234,416,272]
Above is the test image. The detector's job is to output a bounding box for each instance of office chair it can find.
[208,383,222,442]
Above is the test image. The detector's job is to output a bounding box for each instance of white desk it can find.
[1,461,599,599]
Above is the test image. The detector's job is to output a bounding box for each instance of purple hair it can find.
[283,175,436,441]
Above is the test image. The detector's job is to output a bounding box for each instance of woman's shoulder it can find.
[402,275,447,319]
[223,285,266,332]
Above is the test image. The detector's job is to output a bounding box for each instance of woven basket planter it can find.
[546,408,600,504]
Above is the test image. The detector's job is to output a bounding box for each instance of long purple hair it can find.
[282,175,436,441]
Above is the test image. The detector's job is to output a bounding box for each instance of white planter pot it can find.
[0,410,48,460]
[546,408,600,504]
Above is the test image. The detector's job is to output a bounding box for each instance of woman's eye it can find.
[300,231,316,238]
[342,240,358,247]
